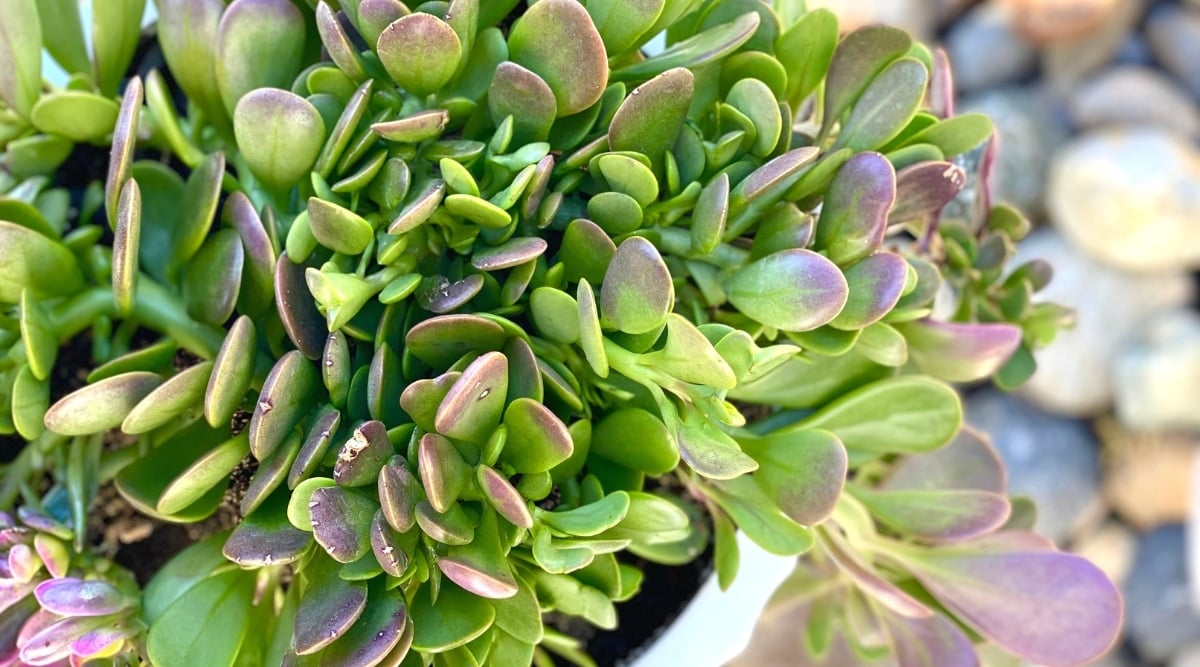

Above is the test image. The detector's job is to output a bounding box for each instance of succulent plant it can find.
[1,1,1118,666]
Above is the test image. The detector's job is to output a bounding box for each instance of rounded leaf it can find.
[234,88,326,191]
[376,13,462,97]
[726,250,848,332]
[509,0,608,116]
[44,372,162,436]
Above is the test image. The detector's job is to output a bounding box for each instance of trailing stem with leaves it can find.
[0,0,1118,666]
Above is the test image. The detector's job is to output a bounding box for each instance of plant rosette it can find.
[0,1,1118,666]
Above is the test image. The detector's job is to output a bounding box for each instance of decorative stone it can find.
[1015,231,1192,415]
[1147,5,1200,99]
[965,389,1103,544]
[1069,66,1200,136]
[1047,128,1200,271]
[1072,520,1137,588]
[1125,526,1200,663]
[1098,423,1196,530]
[944,3,1037,93]
[1008,0,1125,45]
[1039,0,1143,92]
[959,86,1070,216]
[1113,310,1200,432]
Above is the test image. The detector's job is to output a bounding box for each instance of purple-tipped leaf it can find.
[44,372,161,436]
[405,314,506,369]
[34,579,130,617]
[434,352,508,445]
[489,62,557,145]
[502,398,574,474]
[881,607,978,667]
[370,512,408,577]
[906,548,1123,666]
[853,487,1011,543]
[821,532,933,620]
[293,571,367,655]
[815,152,896,266]
[891,161,966,224]
[726,249,848,332]
[884,426,1006,494]
[215,0,306,115]
[478,466,533,529]
[609,67,693,170]
[377,13,462,97]
[830,251,908,330]
[437,512,519,599]
[417,433,472,513]
[310,487,376,564]
[509,0,608,116]
[334,421,395,488]
[378,459,425,534]
[896,320,1023,383]
[249,351,319,460]
[70,626,127,661]
[316,583,408,667]
[275,253,326,360]
[600,236,674,335]
[741,429,847,526]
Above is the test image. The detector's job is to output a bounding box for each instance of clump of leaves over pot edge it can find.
[0,0,1119,666]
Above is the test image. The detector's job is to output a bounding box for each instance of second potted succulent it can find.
[0,0,1121,665]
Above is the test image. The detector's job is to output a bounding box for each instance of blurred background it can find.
[734,0,1200,665]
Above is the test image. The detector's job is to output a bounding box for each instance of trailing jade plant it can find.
[0,0,1117,666]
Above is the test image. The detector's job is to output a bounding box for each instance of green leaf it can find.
[158,432,250,515]
[30,91,121,143]
[488,62,556,145]
[608,67,693,171]
[377,13,463,97]
[792,376,961,455]
[741,429,847,526]
[642,314,737,389]
[600,237,673,335]
[183,228,245,326]
[509,0,608,116]
[143,533,230,624]
[37,0,89,74]
[215,0,306,114]
[0,221,84,302]
[91,0,146,96]
[700,476,813,556]
[44,372,162,436]
[116,421,229,522]
[249,351,320,460]
[410,583,496,652]
[613,12,759,81]
[834,57,928,152]
[776,8,838,108]
[147,569,256,667]
[235,89,326,192]
[903,113,994,157]
[157,0,227,132]
[537,491,630,537]
[0,0,42,117]
[726,78,780,157]
[11,364,48,440]
[435,351,508,445]
[577,279,608,377]
[822,25,912,132]
[725,250,848,332]
[502,398,574,474]
[19,289,56,381]
[814,152,896,266]
[205,315,256,428]
[306,198,374,255]
[112,179,141,316]
[123,361,214,434]
[589,407,676,475]
[490,574,543,644]
[586,0,664,54]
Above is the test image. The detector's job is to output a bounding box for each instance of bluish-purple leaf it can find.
[907,548,1123,666]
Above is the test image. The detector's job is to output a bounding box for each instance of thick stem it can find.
[52,280,225,359]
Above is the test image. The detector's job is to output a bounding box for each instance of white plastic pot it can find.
[628,533,797,667]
